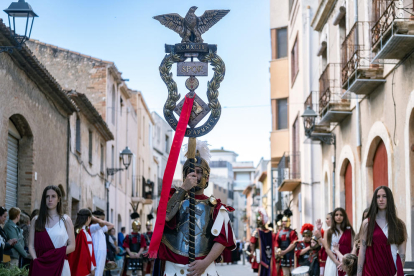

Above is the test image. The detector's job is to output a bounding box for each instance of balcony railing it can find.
[276,151,300,186]
[371,0,414,61]
[317,63,349,116]
[341,21,385,95]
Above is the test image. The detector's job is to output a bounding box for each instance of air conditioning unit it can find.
[253,196,261,206]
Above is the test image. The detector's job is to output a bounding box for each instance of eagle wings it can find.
[153,9,230,43]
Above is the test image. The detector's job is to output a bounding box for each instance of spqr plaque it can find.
[177,62,208,76]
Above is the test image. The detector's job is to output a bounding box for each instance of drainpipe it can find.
[66,118,70,213]
[307,5,314,223]
[355,0,362,224]
[332,136,336,208]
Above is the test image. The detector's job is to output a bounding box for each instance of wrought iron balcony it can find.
[342,22,386,95]
[372,0,414,61]
[276,152,301,192]
[318,63,352,124]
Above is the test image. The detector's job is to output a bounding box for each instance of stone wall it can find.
[0,53,68,213]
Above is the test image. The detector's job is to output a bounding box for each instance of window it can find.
[165,135,170,153]
[76,116,81,153]
[277,99,288,130]
[291,36,299,84]
[88,130,93,164]
[111,145,114,168]
[120,97,124,116]
[111,86,116,125]
[100,144,104,173]
[271,27,288,59]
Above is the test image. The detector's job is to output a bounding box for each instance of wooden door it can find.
[345,162,353,225]
[373,140,388,190]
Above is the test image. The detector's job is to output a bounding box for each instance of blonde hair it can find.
[342,254,358,276]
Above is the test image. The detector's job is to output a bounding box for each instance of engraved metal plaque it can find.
[177,62,208,76]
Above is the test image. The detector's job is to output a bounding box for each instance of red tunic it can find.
[295,241,311,267]
[223,248,233,263]
[363,223,404,276]
[122,233,147,250]
[29,230,67,276]
[337,228,353,276]
[158,189,236,265]
[67,229,96,276]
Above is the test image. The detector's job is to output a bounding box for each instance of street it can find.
[216,261,256,276]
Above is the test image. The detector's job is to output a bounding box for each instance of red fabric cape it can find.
[363,223,404,276]
[29,230,67,276]
[337,228,352,276]
[147,95,195,259]
[67,230,96,276]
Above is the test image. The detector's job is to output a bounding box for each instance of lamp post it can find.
[106,146,133,216]
[301,105,336,208]
[1,0,38,53]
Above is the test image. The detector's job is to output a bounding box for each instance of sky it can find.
[1,0,272,166]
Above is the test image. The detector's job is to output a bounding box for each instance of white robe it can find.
[45,215,70,276]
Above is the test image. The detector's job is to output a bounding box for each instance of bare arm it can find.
[187,242,226,276]
[92,217,114,230]
[398,240,407,267]
[299,246,311,256]
[281,241,296,256]
[65,216,76,255]
[314,230,340,266]
[28,217,37,259]
[357,219,368,276]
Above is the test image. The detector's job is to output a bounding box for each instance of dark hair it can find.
[342,254,358,275]
[327,207,355,248]
[74,208,92,236]
[0,206,7,217]
[35,186,63,231]
[355,207,370,243]
[121,227,126,232]
[366,186,406,246]
[92,210,105,216]
[30,209,39,221]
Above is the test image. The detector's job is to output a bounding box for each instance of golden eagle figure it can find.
[153,6,230,43]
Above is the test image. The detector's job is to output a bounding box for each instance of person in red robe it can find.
[357,186,407,276]
[294,223,313,268]
[28,186,76,276]
[315,208,354,276]
[67,209,96,276]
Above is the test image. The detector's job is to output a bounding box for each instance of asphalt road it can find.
[216,261,257,276]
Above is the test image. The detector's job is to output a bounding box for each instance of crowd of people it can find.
[0,185,155,276]
[247,185,408,276]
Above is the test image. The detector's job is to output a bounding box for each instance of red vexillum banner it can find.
[147,95,195,259]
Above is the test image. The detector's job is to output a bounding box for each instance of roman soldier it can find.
[250,208,277,276]
[153,140,236,276]
[275,205,298,276]
[121,206,147,276]
[143,214,154,275]
[294,223,314,267]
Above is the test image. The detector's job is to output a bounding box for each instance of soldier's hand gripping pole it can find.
[187,137,197,263]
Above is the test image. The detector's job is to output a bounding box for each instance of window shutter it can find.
[76,117,81,152]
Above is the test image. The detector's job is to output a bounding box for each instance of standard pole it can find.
[187,137,197,263]
[270,169,274,227]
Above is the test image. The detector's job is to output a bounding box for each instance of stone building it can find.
[0,20,76,212]
[26,39,155,232]
[67,91,114,221]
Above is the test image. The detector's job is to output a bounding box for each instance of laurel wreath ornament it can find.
[160,50,225,126]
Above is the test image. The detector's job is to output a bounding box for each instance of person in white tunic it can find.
[90,210,114,276]
[28,186,76,276]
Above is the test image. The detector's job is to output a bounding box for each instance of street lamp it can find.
[2,0,38,53]
[301,105,317,137]
[120,146,133,170]
[107,146,133,176]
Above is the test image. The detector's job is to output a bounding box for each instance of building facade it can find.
[67,91,114,222]
[0,21,76,213]
[26,39,155,232]
[309,0,414,260]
